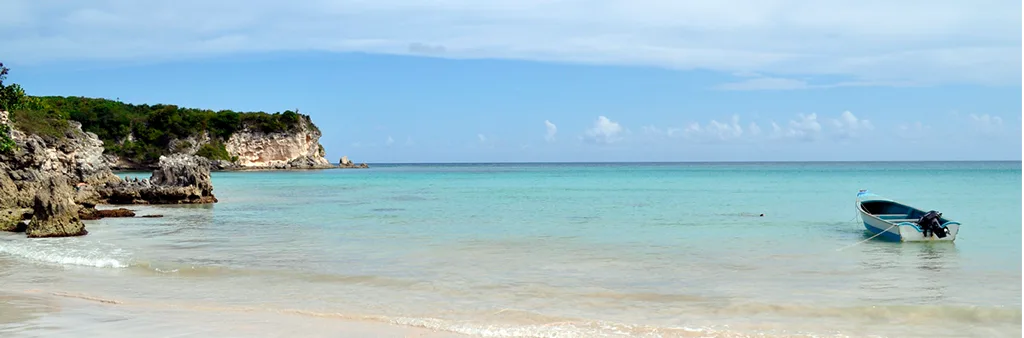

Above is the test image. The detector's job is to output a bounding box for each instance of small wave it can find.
[0,237,131,268]
[36,291,771,338]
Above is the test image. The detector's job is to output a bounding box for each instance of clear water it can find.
[1,162,1021,337]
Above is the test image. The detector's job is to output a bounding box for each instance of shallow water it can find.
[1,162,1021,337]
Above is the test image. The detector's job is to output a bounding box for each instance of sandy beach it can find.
[2,289,463,338]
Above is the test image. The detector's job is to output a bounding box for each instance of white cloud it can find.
[770,113,822,142]
[682,115,748,142]
[961,113,1020,142]
[830,111,874,139]
[1,0,1018,86]
[644,111,874,144]
[544,120,557,142]
[386,135,395,146]
[968,113,1004,133]
[582,116,623,144]
[477,133,487,142]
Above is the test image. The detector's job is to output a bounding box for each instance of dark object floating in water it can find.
[141,214,164,218]
[759,213,764,217]
[371,208,404,212]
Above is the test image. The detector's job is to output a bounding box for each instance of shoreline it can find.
[2,289,463,338]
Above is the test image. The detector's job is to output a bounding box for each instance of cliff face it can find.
[104,115,333,170]
[0,110,115,236]
[222,116,332,169]
[0,111,120,207]
[1,110,217,237]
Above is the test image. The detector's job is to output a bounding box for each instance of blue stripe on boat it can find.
[863,222,902,241]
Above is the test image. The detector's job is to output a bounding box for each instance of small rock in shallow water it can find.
[141,214,164,218]
[97,208,136,218]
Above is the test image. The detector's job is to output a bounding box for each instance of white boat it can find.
[855,190,961,242]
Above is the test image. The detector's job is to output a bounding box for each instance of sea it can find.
[0,161,1020,338]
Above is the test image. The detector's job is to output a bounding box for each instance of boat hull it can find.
[860,214,960,242]
[855,190,961,242]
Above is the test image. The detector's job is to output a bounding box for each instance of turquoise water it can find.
[1,162,1021,337]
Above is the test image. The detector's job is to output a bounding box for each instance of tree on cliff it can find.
[0,62,26,112]
[0,62,24,154]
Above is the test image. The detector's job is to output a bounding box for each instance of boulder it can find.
[26,176,87,238]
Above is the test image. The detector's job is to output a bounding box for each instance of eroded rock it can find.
[98,154,217,204]
[0,208,30,232]
[339,156,369,169]
[26,176,87,238]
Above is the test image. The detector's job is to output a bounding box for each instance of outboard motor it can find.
[917,210,949,238]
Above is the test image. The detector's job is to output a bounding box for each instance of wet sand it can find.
[0,290,463,338]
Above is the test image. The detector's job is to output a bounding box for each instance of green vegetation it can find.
[194,140,232,161]
[0,62,25,112]
[32,95,309,163]
[0,124,14,154]
[0,62,315,163]
[1,62,25,154]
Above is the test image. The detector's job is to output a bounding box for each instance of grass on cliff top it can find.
[9,95,316,164]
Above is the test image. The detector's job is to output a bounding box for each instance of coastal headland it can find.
[0,62,362,238]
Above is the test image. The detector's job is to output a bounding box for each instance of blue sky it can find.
[2,0,1021,162]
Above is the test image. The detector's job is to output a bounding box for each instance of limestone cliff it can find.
[104,114,335,170]
[223,115,332,170]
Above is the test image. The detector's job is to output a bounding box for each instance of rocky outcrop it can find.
[1,110,216,237]
[97,154,217,204]
[26,175,87,238]
[339,156,369,169]
[1,111,120,236]
[224,116,333,170]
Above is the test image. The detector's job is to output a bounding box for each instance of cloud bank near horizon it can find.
[2,0,1020,88]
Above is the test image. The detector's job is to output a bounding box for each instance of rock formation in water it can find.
[338,156,369,169]
[26,175,88,238]
[97,154,218,204]
[0,110,121,236]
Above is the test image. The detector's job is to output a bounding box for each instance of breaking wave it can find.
[0,235,131,268]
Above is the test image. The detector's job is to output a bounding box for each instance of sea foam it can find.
[0,236,131,268]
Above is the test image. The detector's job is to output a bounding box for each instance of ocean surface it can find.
[1,161,1020,337]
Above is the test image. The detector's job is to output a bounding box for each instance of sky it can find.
[1,0,1021,162]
